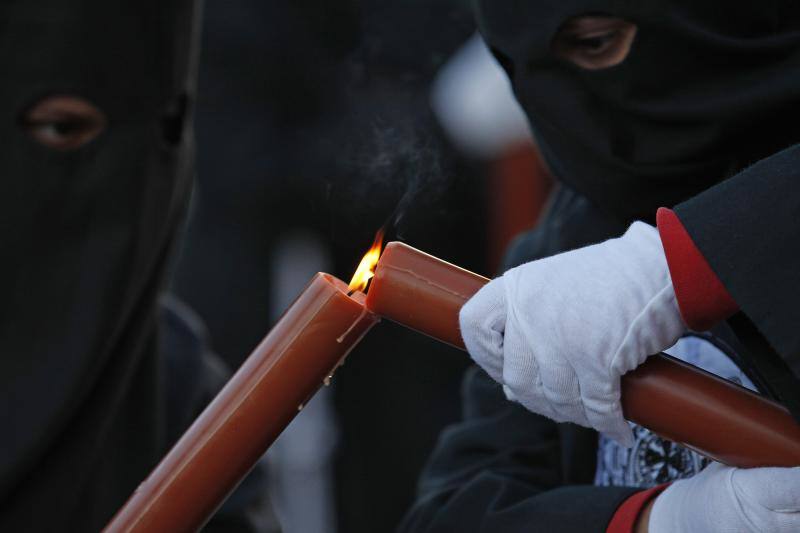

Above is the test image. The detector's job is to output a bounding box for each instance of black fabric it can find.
[675,144,800,369]
[500,185,627,266]
[0,0,201,530]
[475,0,800,221]
[398,366,638,533]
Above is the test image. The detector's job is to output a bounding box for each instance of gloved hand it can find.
[648,462,800,532]
[459,222,685,446]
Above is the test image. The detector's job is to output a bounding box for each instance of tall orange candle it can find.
[366,241,800,468]
[105,273,378,533]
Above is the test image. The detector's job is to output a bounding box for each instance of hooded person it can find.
[0,1,274,531]
[400,1,800,532]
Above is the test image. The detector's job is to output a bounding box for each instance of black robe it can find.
[401,0,800,529]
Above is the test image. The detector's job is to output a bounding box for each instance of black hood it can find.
[0,0,200,529]
[475,0,800,221]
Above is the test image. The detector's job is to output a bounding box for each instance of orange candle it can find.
[106,273,378,533]
[366,242,486,349]
[366,241,800,468]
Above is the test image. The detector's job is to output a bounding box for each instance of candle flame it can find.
[348,229,384,293]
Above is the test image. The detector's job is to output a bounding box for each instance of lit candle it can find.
[105,273,378,533]
[366,241,800,468]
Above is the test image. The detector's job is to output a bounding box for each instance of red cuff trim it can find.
[656,208,739,331]
[607,484,669,533]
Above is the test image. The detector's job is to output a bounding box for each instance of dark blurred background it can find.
[171,1,550,531]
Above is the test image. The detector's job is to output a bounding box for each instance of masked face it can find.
[0,0,199,515]
[476,0,800,220]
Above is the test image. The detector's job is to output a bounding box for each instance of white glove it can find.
[649,462,800,532]
[459,222,685,446]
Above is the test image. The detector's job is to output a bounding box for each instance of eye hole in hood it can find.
[19,95,107,151]
[551,15,637,70]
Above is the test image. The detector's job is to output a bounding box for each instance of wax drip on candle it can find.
[336,307,378,344]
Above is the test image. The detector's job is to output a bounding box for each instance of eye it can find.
[566,31,619,56]
[20,95,107,151]
[551,16,637,70]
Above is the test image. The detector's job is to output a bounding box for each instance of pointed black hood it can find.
[0,0,201,529]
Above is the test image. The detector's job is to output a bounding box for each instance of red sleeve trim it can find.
[656,207,739,331]
[606,484,669,533]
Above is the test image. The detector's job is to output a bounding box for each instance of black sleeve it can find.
[675,143,800,363]
[398,367,639,533]
[674,144,800,417]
